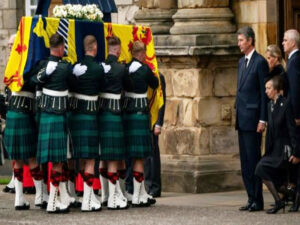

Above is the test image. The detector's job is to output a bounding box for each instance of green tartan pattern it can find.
[123,113,152,159]
[35,111,41,130]
[4,111,37,160]
[99,112,126,160]
[37,112,68,164]
[70,113,99,159]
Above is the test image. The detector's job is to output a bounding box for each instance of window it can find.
[25,0,38,16]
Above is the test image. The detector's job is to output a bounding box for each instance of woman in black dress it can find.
[255,76,300,214]
[265,45,288,96]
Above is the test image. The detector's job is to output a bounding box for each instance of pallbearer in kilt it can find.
[98,36,130,209]
[4,39,49,210]
[31,33,76,213]
[123,41,159,207]
[69,35,103,212]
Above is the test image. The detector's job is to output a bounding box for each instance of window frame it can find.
[25,0,38,17]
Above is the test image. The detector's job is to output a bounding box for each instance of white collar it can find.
[288,49,299,59]
[245,48,255,61]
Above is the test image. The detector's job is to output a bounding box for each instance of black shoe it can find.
[76,191,83,197]
[132,202,151,207]
[47,207,70,214]
[2,186,15,193]
[69,201,81,208]
[239,202,252,211]
[248,203,263,212]
[23,187,36,194]
[148,198,156,205]
[266,201,285,214]
[35,201,48,209]
[149,192,161,198]
[15,203,30,210]
[288,192,300,212]
[102,201,108,207]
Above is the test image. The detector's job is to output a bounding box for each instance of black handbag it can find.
[283,145,292,161]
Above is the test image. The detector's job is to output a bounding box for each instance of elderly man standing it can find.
[282,29,300,212]
[236,26,268,212]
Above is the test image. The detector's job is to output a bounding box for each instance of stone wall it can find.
[155,52,243,193]
[158,56,239,157]
[0,0,23,92]
[111,0,139,24]
[232,0,278,55]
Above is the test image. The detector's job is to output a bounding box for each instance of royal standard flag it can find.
[4,16,163,129]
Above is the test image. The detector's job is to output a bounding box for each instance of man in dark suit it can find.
[283,29,300,212]
[236,26,268,212]
[144,73,166,197]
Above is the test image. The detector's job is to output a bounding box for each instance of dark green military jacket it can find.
[70,55,104,114]
[99,54,131,113]
[31,55,75,114]
[124,58,159,113]
[72,55,104,95]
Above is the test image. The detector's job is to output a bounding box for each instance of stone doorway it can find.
[278,0,300,46]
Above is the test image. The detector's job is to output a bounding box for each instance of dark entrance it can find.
[278,0,300,51]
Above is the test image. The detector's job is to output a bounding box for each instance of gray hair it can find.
[8,34,16,45]
[237,26,255,46]
[285,29,300,47]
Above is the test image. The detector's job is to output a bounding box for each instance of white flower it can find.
[52,4,103,21]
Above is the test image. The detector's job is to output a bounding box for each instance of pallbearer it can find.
[4,42,49,210]
[32,33,76,213]
[123,41,158,207]
[69,35,103,212]
[98,36,130,209]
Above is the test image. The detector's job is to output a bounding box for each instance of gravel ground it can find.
[0,185,299,225]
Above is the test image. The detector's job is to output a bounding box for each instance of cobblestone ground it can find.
[0,185,300,225]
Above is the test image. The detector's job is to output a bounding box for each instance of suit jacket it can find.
[236,51,268,131]
[286,51,300,119]
[155,73,166,127]
[265,96,300,166]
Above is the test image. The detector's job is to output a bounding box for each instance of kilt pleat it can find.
[37,112,68,164]
[4,111,37,160]
[99,112,126,160]
[70,113,99,159]
[123,113,152,159]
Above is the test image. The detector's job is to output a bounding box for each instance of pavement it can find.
[0,184,300,225]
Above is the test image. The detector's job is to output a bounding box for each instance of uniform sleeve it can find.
[258,58,268,122]
[288,58,300,119]
[122,66,133,91]
[286,100,300,157]
[97,64,105,91]
[28,61,48,87]
[67,64,78,91]
[146,66,158,89]
[155,73,166,127]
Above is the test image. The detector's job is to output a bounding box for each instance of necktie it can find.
[240,58,248,84]
[271,100,274,112]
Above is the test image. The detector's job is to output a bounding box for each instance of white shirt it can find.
[288,49,299,59]
[245,48,255,67]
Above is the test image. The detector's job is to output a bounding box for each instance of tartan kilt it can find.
[4,111,37,160]
[37,112,69,164]
[123,113,152,159]
[70,113,99,159]
[35,111,41,130]
[99,112,126,160]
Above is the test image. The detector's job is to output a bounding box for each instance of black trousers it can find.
[238,130,263,206]
[144,133,161,195]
